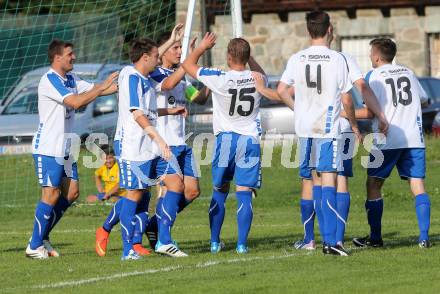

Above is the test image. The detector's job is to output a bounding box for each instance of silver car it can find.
[0,64,123,155]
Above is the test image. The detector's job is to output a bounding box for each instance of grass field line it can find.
[0,223,292,236]
[3,252,301,291]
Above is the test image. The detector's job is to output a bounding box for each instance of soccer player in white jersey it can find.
[277,10,360,256]
[26,39,118,259]
[293,24,389,250]
[143,32,210,250]
[183,33,280,254]
[353,38,432,248]
[94,25,191,257]
[118,35,192,260]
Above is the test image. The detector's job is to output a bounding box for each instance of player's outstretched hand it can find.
[189,37,197,54]
[251,71,265,92]
[100,71,119,92]
[199,32,216,50]
[170,23,184,43]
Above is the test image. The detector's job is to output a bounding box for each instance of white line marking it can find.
[0,223,293,236]
[26,252,300,290]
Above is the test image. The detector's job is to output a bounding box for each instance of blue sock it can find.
[146,197,162,234]
[300,199,315,243]
[321,186,337,246]
[43,196,70,240]
[313,186,324,242]
[336,192,350,244]
[133,191,150,244]
[158,191,182,245]
[103,198,122,232]
[30,201,54,250]
[236,191,253,247]
[365,198,383,241]
[177,197,192,213]
[415,193,431,241]
[120,198,138,256]
[209,190,228,243]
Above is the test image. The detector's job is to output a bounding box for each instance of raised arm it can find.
[248,56,265,75]
[182,32,217,79]
[158,23,184,58]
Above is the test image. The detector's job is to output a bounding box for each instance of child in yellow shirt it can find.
[87,150,126,203]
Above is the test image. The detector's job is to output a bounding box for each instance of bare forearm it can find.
[65,85,104,109]
[95,176,103,193]
[342,95,358,129]
[355,108,373,119]
[248,56,265,75]
[258,87,280,101]
[182,47,204,79]
[133,111,164,143]
[161,67,186,90]
[358,82,385,120]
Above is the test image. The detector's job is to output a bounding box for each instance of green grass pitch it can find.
[1,137,440,293]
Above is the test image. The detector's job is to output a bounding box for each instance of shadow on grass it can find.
[178,233,305,254]
[1,242,74,253]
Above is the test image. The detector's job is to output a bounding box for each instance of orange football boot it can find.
[133,244,152,256]
[95,227,110,257]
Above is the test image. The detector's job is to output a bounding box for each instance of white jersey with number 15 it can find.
[196,67,263,138]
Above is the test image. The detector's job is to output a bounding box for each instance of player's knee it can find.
[185,187,200,201]
[67,188,80,202]
[409,178,426,196]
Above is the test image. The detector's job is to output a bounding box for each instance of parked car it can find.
[0,63,123,155]
[418,77,440,132]
[433,112,440,136]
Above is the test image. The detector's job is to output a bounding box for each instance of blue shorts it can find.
[32,154,79,187]
[299,137,313,180]
[156,145,199,178]
[338,132,356,177]
[212,132,261,189]
[367,148,426,180]
[119,157,165,190]
[309,138,342,174]
[113,140,121,158]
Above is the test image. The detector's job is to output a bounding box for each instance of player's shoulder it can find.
[149,66,172,83]
[120,65,136,78]
[95,165,105,175]
[198,67,226,77]
[40,69,63,90]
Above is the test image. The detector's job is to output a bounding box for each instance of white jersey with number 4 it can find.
[280,45,353,138]
[196,67,263,138]
[118,65,159,161]
[367,64,427,149]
